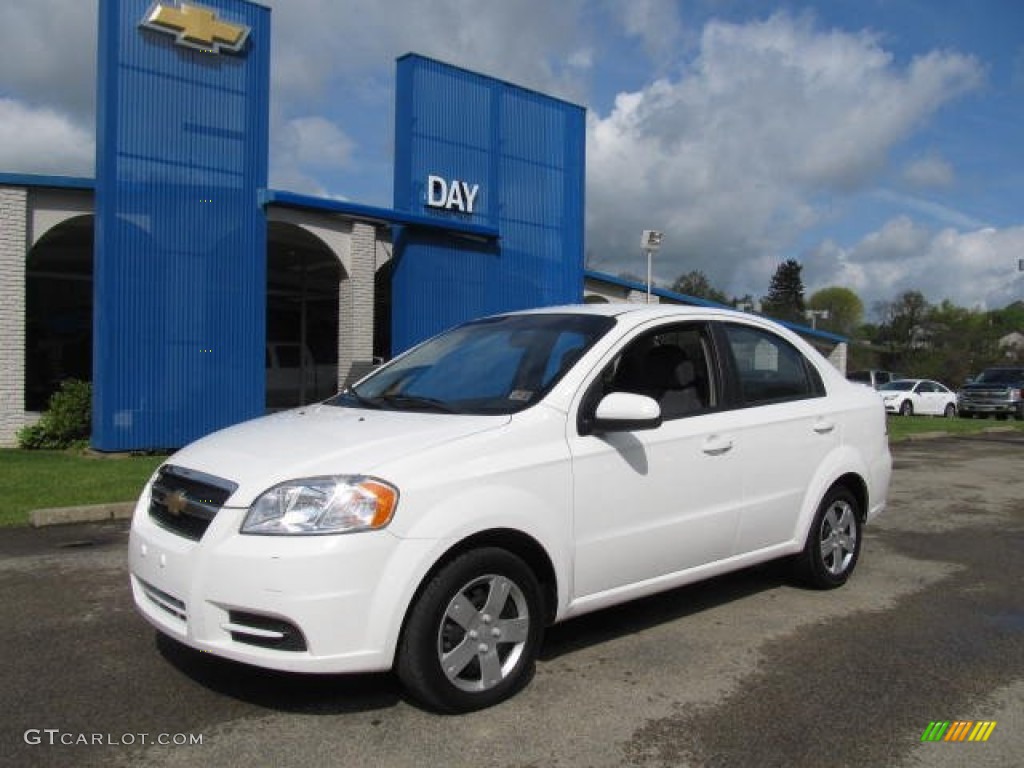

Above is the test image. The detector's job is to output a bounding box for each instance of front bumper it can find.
[128,490,434,674]
[958,401,1017,413]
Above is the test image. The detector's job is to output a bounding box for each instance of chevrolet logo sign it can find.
[141,1,250,54]
[165,490,189,517]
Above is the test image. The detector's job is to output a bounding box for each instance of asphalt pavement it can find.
[1,433,1021,768]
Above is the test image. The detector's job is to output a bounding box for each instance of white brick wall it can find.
[0,186,28,446]
[338,221,378,387]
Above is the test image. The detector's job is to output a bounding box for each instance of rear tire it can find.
[397,548,544,713]
[794,486,862,589]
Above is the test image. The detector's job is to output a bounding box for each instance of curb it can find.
[29,502,136,528]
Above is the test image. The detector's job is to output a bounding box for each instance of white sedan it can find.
[129,304,891,712]
[878,378,958,417]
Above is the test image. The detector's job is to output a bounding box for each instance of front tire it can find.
[899,400,913,416]
[795,486,862,589]
[943,404,956,418]
[397,548,544,713]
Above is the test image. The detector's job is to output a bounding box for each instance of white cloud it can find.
[584,12,985,303]
[616,0,685,64]
[902,154,954,188]
[804,217,1024,312]
[0,98,93,176]
[264,0,592,108]
[270,116,355,194]
[0,0,97,120]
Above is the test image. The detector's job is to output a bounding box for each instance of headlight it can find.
[241,476,399,535]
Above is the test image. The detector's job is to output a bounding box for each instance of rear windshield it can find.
[879,381,914,392]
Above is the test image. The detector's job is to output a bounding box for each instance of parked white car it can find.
[129,304,891,712]
[878,378,957,417]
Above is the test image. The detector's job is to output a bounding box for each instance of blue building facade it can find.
[392,55,586,353]
[83,1,586,450]
[94,0,271,450]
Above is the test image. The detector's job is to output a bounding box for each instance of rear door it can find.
[714,323,840,554]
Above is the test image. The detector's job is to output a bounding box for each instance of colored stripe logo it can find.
[921,721,997,742]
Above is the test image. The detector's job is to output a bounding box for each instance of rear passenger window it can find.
[722,324,823,405]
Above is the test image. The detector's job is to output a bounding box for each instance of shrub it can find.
[18,379,92,450]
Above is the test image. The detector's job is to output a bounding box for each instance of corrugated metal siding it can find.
[93,0,269,450]
[392,55,585,353]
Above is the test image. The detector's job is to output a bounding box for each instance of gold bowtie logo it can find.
[165,490,189,517]
[141,2,250,54]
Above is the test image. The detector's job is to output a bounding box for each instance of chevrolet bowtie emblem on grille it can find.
[165,490,189,517]
[141,1,250,54]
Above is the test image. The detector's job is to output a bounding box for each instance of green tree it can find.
[807,286,864,336]
[916,300,996,383]
[875,290,929,369]
[762,259,806,323]
[670,270,728,304]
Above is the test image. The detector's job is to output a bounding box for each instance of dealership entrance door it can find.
[266,222,340,409]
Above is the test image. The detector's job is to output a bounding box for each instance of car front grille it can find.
[149,465,238,541]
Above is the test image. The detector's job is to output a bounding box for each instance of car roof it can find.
[504,302,758,322]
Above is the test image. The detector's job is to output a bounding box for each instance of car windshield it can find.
[879,381,915,391]
[327,313,616,415]
[975,369,1024,384]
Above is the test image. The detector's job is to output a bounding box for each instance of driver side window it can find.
[595,323,718,422]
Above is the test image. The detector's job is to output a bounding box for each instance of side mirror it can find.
[589,392,662,434]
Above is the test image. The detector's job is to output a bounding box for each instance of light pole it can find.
[804,308,829,329]
[641,230,663,303]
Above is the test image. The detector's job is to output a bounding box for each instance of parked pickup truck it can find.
[957,367,1024,420]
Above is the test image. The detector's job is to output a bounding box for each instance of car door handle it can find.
[813,419,836,435]
[702,436,733,456]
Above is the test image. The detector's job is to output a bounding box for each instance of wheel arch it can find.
[398,528,560,646]
[796,447,872,542]
[829,472,869,523]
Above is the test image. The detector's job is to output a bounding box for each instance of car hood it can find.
[163,405,509,506]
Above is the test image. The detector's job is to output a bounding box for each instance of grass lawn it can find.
[1,416,1022,527]
[0,449,165,527]
[886,414,1024,442]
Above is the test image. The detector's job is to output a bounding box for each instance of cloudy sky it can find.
[2,0,1022,315]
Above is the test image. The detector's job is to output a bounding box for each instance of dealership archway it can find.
[266,221,342,408]
[25,214,94,411]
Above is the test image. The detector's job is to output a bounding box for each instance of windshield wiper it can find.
[370,394,461,413]
[333,389,383,409]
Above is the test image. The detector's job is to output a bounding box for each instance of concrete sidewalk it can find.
[29,502,135,528]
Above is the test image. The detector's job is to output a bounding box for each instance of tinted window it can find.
[276,345,301,368]
[586,323,718,422]
[977,368,1024,384]
[722,324,822,405]
[880,381,914,392]
[330,313,615,415]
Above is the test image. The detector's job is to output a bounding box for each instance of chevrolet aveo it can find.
[129,304,891,712]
